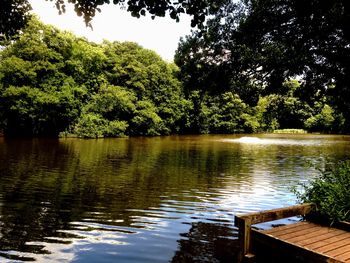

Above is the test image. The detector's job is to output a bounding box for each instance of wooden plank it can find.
[263,221,308,234]
[263,221,310,235]
[297,229,347,247]
[237,203,314,225]
[264,222,350,261]
[280,226,335,242]
[235,204,316,262]
[251,229,343,262]
[317,237,350,254]
[271,224,321,239]
[325,241,350,257]
[234,204,350,262]
[334,250,350,262]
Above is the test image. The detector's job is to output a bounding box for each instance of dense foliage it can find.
[296,160,350,224]
[2,0,349,137]
[0,16,348,137]
[175,0,349,132]
[0,0,228,39]
[0,0,32,40]
[0,18,186,137]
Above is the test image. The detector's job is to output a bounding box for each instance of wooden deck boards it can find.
[257,221,350,262]
[235,204,350,262]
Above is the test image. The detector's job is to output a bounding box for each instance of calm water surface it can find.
[0,134,349,262]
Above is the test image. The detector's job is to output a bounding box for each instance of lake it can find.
[0,134,349,262]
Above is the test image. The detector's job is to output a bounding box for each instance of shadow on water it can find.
[171,222,239,263]
[0,135,349,262]
[0,137,239,261]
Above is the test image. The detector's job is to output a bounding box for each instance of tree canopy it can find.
[0,18,187,137]
[175,0,350,129]
[1,0,32,39]
[1,0,349,136]
[0,0,227,39]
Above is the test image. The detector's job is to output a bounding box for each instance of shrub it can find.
[296,160,350,224]
[273,129,307,134]
[104,120,128,137]
[73,113,128,138]
[129,100,163,136]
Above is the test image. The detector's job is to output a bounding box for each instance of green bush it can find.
[296,160,350,224]
[273,129,307,134]
[72,113,128,138]
[104,120,129,137]
[130,100,163,136]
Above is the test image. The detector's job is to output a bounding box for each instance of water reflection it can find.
[171,222,237,263]
[0,135,349,262]
[223,135,341,146]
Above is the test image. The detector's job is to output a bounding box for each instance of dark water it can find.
[0,134,349,262]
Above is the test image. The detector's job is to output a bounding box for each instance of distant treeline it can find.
[0,18,346,138]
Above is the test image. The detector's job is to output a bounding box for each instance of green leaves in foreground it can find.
[296,160,350,224]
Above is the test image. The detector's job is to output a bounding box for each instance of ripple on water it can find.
[1,135,350,262]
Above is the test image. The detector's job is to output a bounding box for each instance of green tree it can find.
[0,0,31,41]
[305,104,345,133]
[84,84,136,121]
[1,18,189,138]
[66,39,107,92]
[102,41,187,135]
[72,113,128,138]
[0,18,86,136]
[182,91,258,134]
[254,93,312,131]
[176,0,350,130]
[207,92,258,133]
[0,83,82,136]
[130,100,163,136]
[71,84,135,137]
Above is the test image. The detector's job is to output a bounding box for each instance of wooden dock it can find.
[235,204,350,262]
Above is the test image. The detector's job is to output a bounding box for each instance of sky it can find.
[28,0,193,61]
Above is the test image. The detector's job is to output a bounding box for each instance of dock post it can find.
[234,203,315,262]
[235,216,255,262]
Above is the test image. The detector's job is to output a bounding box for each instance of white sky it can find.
[28,0,193,61]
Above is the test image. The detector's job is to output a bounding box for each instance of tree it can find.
[0,84,82,136]
[0,17,189,137]
[102,41,187,135]
[0,18,85,136]
[0,0,228,39]
[305,103,345,133]
[0,0,31,41]
[72,113,128,138]
[71,84,134,137]
[176,0,350,130]
[207,92,258,133]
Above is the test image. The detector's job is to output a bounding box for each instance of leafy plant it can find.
[296,160,350,224]
[72,113,128,138]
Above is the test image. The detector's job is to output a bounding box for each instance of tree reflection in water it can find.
[1,135,349,262]
[172,222,239,263]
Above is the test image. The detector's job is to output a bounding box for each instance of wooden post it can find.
[234,203,315,262]
[235,216,255,262]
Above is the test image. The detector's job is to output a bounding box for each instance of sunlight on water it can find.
[222,136,332,146]
[0,135,349,262]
